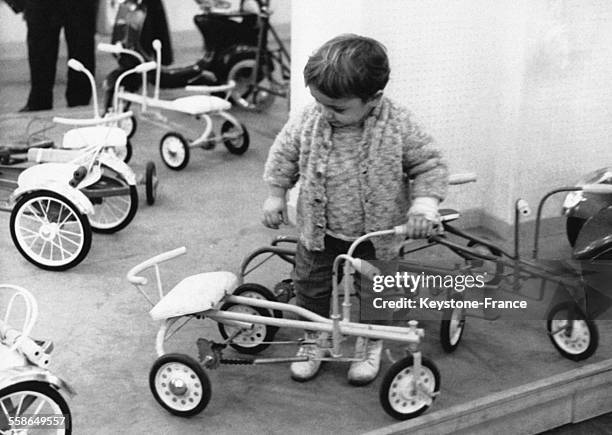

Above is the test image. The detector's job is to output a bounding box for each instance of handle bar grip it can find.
[351,259,380,280]
[582,183,612,194]
[449,172,477,185]
[97,42,122,54]
[126,247,187,285]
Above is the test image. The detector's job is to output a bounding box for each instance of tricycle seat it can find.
[62,126,127,149]
[149,271,238,321]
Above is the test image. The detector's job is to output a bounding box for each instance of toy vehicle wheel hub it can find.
[393,375,417,401]
[154,362,204,410]
[40,223,59,240]
[554,320,589,351]
[169,378,188,396]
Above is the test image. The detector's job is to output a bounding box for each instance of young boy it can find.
[262,34,448,385]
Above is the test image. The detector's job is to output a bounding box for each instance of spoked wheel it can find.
[226,55,276,111]
[0,381,72,434]
[440,294,466,352]
[218,290,277,354]
[86,174,138,233]
[160,132,190,170]
[149,353,211,417]
[10,190,91,271]
[112,140,133,164]
[547,301,598,361]
[220,121,249,155]
[380,355,440,420]
[145,161,158,206]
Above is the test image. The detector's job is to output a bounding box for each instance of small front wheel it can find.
[379,355,440,420]
[440,298,466,353]
[149,353,211,417]
[145,161,158,205]
[547,301,598,361]
[221,121,249,155]
[160,132,190,170]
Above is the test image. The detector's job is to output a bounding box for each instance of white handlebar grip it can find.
[134,61,157,73]
[582,183,612,195]
[152,39,162,50]
[67,58,85,72]
[97,42,121,53]
[516,199,531,216]
[449,172,477,185]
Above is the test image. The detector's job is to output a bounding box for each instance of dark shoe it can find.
[18,105,51,112]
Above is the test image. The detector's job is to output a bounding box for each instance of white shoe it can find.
[290,331,327,382]
[348,337,383,386]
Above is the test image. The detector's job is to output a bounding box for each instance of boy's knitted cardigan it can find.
[264,97,448,260]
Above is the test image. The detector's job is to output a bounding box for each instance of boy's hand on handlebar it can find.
[404,197,441,238]
[262,196,288,229]
[404,213,438,239]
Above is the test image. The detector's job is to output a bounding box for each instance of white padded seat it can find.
[150,271,238,321]
[153,95,231,115]
[62,126,127,149]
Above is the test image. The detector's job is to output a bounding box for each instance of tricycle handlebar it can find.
[126,247,187,285]
[582,183,612,194]
[185,80,236,94]
[449,172,477,185]
[53,110,134,126]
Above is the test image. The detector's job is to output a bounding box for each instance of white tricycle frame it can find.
[99,40,250,171]
[6,59,156,270]
[127,228,441,421]
[0,284,75,434]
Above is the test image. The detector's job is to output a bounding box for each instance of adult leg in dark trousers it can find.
[22,0,96,111]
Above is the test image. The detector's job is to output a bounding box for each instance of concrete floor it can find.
[1,47,611,435]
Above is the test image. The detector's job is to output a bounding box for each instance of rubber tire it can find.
[232,283,282,319]
[88,176,138,234]
[149,353,211,417]
[379,355,440,420]
[547,301,599,361]
[10,190,92,271]
[224,51,276,111]
[160,132,190,171]
[440,294,466,353]
[145,161,157,206]
[218,297,277,354]
[220,121,249,155]
[119,114,137,139]
[110,140,132,164]
[0,381,72,434]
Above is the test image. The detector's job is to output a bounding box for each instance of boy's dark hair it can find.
[303,34,390,101]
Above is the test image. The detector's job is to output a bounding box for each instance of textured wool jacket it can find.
[263,97,449,260]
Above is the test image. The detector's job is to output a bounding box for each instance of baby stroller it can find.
[103,0,290,111]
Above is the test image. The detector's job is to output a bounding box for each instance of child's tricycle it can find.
[99,40,250,171]
[127,228,441,421]
[0,284,74,434]
[1,111,157,270]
